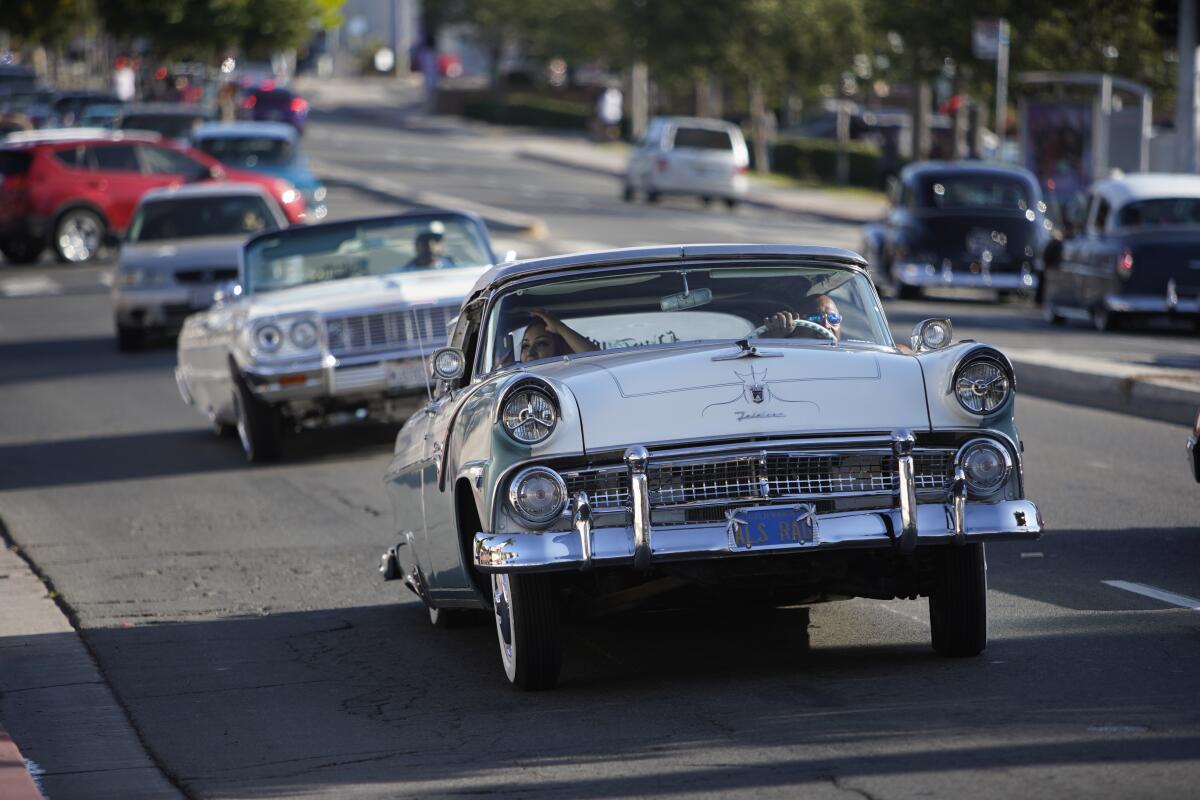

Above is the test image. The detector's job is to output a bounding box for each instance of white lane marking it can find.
[1020,552,1044,559]
[1103,580,1200,610]
[0,275,61,297]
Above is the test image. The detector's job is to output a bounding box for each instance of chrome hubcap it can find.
[57,213,101,262]
[233,393,252,458]
[492,574,515,672]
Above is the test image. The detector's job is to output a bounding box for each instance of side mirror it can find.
[909,318,953,353]
[212,280,242,305]
[430,347,466,381]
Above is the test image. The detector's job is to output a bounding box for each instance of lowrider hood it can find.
[245,266,489,317]
[120,236,246,271]
[528,342,931,452]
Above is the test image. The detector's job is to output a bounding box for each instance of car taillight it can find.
[1117,248,1134,279]
[1,174,28,191]
[656,156,669,172]
[289,97,308,113]
[241,95,257,109]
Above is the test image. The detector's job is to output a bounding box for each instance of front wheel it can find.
[929,543,987,657]
[233,373,284,462]
[492,572,563,690]
[1092,305,1120,332]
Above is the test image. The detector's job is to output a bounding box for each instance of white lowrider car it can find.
[175,211,497,461]
[379,244,1044,689]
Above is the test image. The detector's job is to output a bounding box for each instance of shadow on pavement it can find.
[36,597,1197,797]
[0,423,398,491]
[0,335,176,385]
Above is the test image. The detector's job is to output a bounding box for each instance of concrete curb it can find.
[309,157,548,239]
[514,149,883,225]
[1012,358,1198,427]
[0,727,43,800]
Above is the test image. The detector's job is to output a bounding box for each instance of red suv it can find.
[0,131,306,264]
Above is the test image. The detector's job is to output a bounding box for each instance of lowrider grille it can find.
[562,449,953,515]
[175,268,238,284]
[325,305,457,357]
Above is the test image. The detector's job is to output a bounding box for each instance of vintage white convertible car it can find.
[379,245,1043,689]
[175,211,497,461]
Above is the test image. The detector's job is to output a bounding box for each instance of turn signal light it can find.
[289,97,308,113]
[1117,248,1134,279]
[278,374,306,388]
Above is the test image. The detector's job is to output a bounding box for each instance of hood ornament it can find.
[712,339,782,361]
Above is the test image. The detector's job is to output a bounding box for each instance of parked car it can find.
[48,91,121,127]
[0,65,38,95]
[862,161,1053,300]
[1188,408,1199,483]
[377,244,1044,689]
[175,211,498,461]
[623,117,749,207]
[0,87,54,128]
[239,85,308,132]
[112,183,288,350]
[77,103,123,129]
[0,129,305,264]
[116,103,212,143]
[192,122,326,220]
[1042,174,1200,331]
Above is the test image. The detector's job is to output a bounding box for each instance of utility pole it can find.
[995,19,1010,153]
[1178,0,1198,173]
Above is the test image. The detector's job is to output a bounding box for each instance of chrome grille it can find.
[325,305,456,357]
[562,449,953,514]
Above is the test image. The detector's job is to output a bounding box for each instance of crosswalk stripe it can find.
[0,276,61,297]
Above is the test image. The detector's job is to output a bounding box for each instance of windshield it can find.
[919,174,1033,212]
[243,214,494,294]
[128,195,278,242]
[120,114,204,139]
[1116,198,1200,228]
[196,135,293,167]
[481,264,891,373]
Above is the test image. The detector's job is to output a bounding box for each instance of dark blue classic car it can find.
[1042,174,1200,331]
[863,162,1053,300]
[192,121,327,220]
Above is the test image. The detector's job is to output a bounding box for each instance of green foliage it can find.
[771,137,886,188]
[91,0,343,58]
[462,92,591,130]
[1,0,95,46]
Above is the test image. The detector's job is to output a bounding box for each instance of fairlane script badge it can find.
[702,364,818,420]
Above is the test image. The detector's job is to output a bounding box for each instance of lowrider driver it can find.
[404,230,457,270]
[761,294,842,341]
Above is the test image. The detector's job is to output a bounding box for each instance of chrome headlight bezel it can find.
[507,466,567,528]
[951,348,1014,416]
[289,319,319,350]
[248,313,322,360]
[955,438,1013,497]
[254,322,284,353]
[499,381,559,445]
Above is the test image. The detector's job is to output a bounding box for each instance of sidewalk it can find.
[0,539,181,799]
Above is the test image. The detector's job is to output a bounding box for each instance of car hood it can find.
[120,236,247,271]
[244,266,490,317]
[526,341,932,453]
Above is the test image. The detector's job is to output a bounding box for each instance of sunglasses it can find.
[806,312,842,325]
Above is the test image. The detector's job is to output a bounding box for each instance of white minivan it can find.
[623,116,750,208]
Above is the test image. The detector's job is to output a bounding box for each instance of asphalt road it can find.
[0,133,1199,798]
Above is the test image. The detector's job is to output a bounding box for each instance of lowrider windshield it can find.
[920,173,1033,212]
[242,214,493,294]
[481,263,892,373]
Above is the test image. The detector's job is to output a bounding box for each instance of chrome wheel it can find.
[55,209,103,263]
[492,573,518,682]
[232,391,253,458]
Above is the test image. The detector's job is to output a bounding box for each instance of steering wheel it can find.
[749,317,837,342]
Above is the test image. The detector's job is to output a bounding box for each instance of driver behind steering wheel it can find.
[761,294,842,342]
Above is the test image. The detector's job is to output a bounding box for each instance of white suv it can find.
[623,116,749,208]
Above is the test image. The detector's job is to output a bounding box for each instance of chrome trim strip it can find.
[473,499,1043,573]
[507,466,567,528]
[955,438,1014,498]
[950,465,967,544]
[574,491,593,570]
[892,429,918,553]
[625,446,652,570]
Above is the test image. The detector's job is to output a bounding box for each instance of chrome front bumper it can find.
[896,262,1036,291]
[1103,291,1200,316]
[242,349,431,404]
[474,500,1043,573]
[474,430,1043,574]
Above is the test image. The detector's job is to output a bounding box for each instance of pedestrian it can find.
[113,56,136,103]
[594,83,623,141]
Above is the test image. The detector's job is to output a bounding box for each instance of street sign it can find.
[973,19,1009,61]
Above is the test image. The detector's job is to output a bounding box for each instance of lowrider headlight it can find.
[508,466,566,527]
[953,352,1013,415]
[501,386,558,444]
[255,323,284,353]
[957,439,1012,496]
[289,320,318,349]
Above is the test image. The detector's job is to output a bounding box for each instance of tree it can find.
[1,0,96,48]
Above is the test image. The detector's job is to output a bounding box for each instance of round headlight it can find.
[255,323,283,353]
[954,357,1011,415]
[508,467,566,526]
[289,319,319,349]
[958,440,1011,495]
[501,387,558,444]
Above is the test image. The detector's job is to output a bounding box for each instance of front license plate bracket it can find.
[726,504,819,551]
